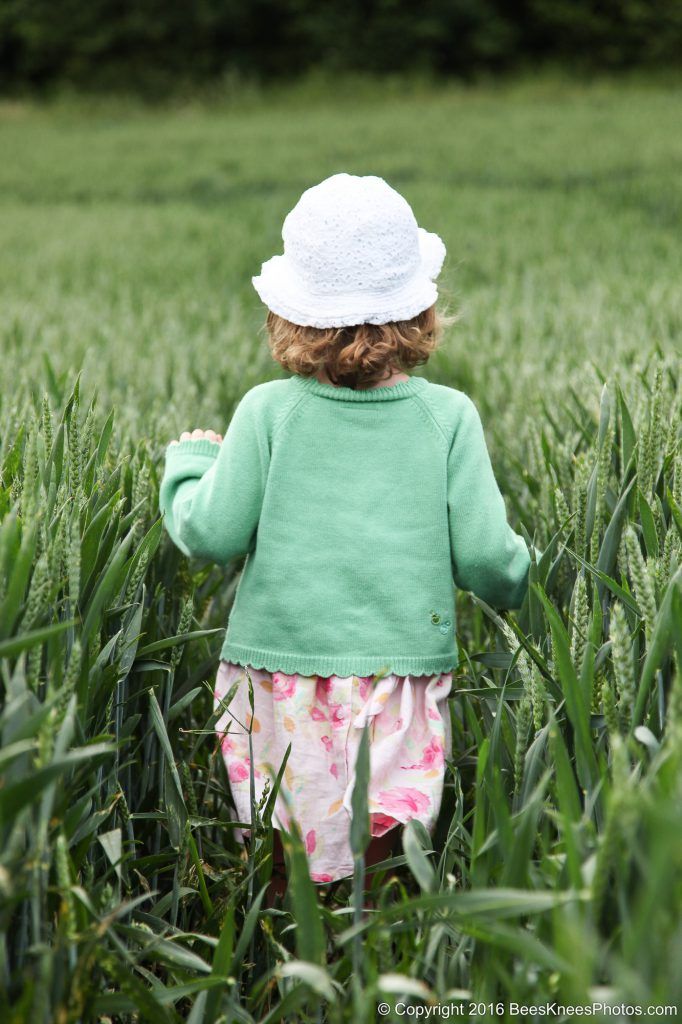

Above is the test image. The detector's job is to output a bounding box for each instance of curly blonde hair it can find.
[264,304,447,389]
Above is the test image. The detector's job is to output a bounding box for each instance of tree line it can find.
[1,0,681,93]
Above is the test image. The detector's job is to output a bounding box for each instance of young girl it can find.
[159,173,531,907]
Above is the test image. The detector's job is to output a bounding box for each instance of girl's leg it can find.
[364,827,401,908]
[265,829,288,909]
[265,827,402,910]
[366,829,400,874]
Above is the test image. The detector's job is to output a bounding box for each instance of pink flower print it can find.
[310,706,326,722]
[402,737,445,771]
[330,763,339,779]
[330,704,348,730]
[315,677,333,704]
[370,812,401,837]
[428,707,440,721]
[376,787,431,817]
[305,829,316,854]
[272,673,297,701]
[220,733,235,754]
[393,717,404,732]
[357,676,373,701]
[321,735,332,752]
[228,758,251,783]
[311,872,334,883]
[423,736,445,768]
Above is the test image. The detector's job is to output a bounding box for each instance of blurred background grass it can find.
[2,75,681,459]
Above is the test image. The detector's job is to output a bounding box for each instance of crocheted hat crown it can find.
[252,172,446,329]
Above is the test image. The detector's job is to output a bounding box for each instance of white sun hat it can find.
[252,172,446,329]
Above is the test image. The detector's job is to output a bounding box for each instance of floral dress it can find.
[213,661,453,883]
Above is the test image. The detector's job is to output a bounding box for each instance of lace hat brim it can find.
[418,228,447,281]
[252,227,446,329]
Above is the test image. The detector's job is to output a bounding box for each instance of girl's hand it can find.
[168,428,223,447]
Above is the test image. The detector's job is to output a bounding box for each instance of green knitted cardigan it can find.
[159,374,531,677]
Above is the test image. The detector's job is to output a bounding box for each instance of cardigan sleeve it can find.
[158,393,269,566]
[447,395,531,610]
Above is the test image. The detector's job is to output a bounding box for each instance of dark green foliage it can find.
[1,0,682,93]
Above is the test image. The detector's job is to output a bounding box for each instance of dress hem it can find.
[220,642,459,678]
[239,820,409,886]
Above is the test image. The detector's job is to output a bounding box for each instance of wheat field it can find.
[1,77,681,1021]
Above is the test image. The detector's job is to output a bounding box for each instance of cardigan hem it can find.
[219,641,459,678]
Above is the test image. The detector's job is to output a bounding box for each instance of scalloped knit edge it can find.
[220,643,458,679]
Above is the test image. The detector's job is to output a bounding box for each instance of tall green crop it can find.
[1,80,682,1020]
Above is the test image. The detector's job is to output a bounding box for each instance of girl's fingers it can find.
[174,429,223,444]
[168,439,179,446]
